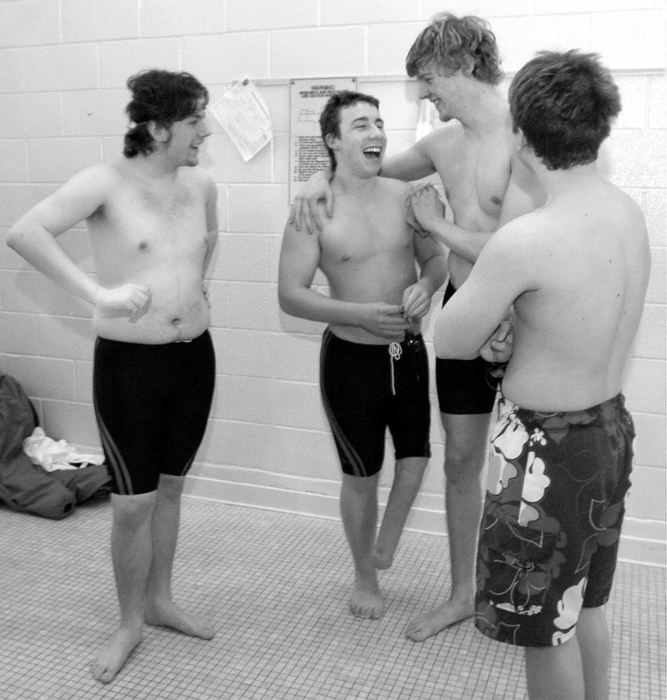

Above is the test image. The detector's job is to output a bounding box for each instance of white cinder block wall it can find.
[0,1,664,565]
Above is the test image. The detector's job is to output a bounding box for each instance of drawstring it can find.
[388,342,402,395]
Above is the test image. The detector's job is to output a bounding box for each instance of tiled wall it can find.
[0,0,665,565]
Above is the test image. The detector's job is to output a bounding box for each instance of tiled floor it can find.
[0,496,664,699]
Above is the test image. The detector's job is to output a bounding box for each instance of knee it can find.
[112,493,156,530]
[158,474,186,500]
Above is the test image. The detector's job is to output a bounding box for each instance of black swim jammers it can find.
[93,331,215,495]
[436,282,500,414]
[475,394,634,647]
[319,328,431,477]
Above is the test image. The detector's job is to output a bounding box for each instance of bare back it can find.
[88,161,213,343]
[504,178,650,410]
[319,178,420,343]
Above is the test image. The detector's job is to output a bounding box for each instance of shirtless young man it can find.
[278,91,447,620]
[289,14,540,640]
[7,70,218,683]
[435,50,650,700]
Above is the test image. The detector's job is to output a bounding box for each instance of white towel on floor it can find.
[22,427,105,472]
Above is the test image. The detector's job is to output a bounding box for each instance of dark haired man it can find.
[434,50,650,699]
[290,13,542,641]
[279,91,447,620]
[7,69,218,683]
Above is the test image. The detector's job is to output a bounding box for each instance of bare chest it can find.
[434,137,511,227]
[90,181,208,258]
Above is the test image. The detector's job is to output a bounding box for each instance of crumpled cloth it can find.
[23,427,105,472]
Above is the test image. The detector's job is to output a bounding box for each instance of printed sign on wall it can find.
[289,77,357,203]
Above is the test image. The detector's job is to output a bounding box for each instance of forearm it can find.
[7,223,102,305]
[417,254,448,296]
[279,287,364,327]
[424,220,493,263]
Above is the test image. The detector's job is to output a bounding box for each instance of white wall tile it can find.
[368,23,428,77]
[62,0,140,42]
[0,313,38,354]
[634,304,666,359]
[99,39,182,88]
[0,49,25,93]
[228,185,290,233]
[216,234,275,281]
[624,357,666,413]
[140,0,226,38]
[227,0,316,30]
[62,89,128,137]
[0,1,60,48]
[27,138,102,182]
[321,0,422,25]
[592,10,666,69]
[632,412,667,467]
[0,140,28,182]
[182,33,269,85]
[0,93,63,138]
[270,28,366,79]
[24,45,99,92]
[607,129,666,188]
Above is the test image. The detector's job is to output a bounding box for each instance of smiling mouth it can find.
[362,146,383,159]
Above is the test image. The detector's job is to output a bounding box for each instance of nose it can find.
[417,81,429,100]
[200,120,212,138]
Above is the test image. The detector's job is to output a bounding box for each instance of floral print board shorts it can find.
[475,393,634,648]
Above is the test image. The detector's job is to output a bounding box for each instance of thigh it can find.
[161,331,216,477]
[388,334,431,461]
[94,338,164,495]
[320,331,387,477]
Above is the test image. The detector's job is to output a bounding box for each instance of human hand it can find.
[402,283,431,322]
[360,302,410,341]
[287,171,334,234]
[96,283,151,322]
[407,184,447,234]
[480,320,514,364]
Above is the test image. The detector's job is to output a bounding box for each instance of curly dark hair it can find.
[123,70,209,158]
[509,50,621,170]
[405,13,502,85]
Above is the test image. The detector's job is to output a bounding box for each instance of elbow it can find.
[278,288,297,317]
[6,224,20,250]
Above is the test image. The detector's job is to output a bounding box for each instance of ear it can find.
[324,132,338,151]
[147,121,170,144]
[460,55,475,77]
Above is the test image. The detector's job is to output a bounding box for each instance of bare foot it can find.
[91,626,142,684]
[405,599,474,642]
[349,573,385,619]
[371,547,393,570]
[145,600,215,639]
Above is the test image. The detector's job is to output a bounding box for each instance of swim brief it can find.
[475,393,634,647]
[93,330,215,495]
[436,282,500,414]
[319,328,431,477]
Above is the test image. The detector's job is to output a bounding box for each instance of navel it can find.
[171,317,181,326]
[138,241,148,251]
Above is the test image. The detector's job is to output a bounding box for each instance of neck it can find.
[457,84,508,135]
[126,152,179,181]
[331,164,379,194]
[528,157,602,198]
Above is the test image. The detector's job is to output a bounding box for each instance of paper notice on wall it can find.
[209,77,273,162]
[289,77,357,203]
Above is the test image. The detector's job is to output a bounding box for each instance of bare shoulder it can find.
[377,176,412,199]
[417,122,465,159]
